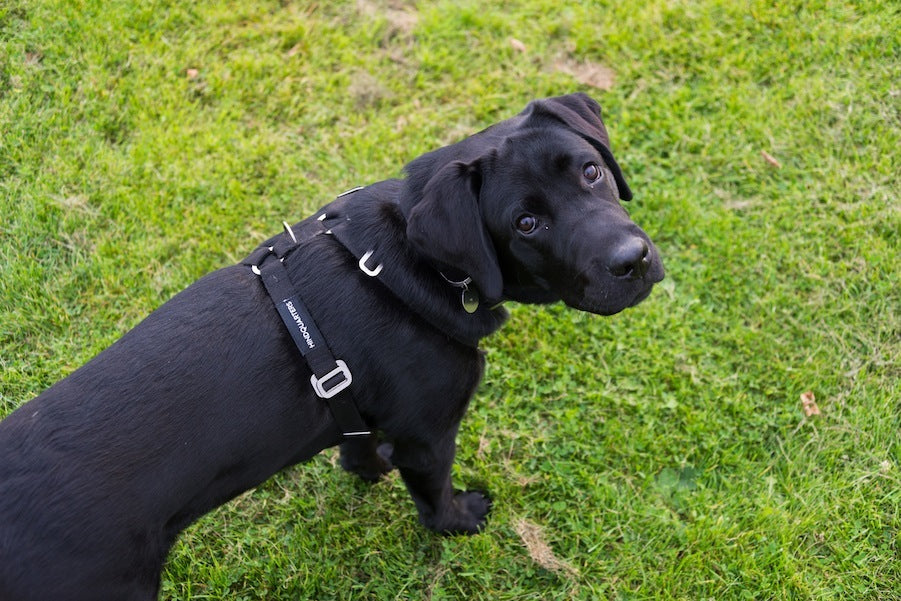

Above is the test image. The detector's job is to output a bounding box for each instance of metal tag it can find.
[461,288,479,313]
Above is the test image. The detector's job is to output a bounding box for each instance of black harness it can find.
[243,220,371,439]
[242,186,507,439]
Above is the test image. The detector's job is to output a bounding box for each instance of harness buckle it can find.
[358,250,383,277]
[311,360,353,399]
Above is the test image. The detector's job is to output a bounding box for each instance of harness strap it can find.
[245,240,371,439]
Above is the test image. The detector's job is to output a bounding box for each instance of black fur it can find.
[0,93,663,600]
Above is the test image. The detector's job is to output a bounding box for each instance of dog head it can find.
[400,93,664,316]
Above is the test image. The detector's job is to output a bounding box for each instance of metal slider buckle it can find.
[358,250,383,277]
[310,360,353,399]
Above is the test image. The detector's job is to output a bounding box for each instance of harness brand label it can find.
[284,299,316,350]
[273,293,325,357]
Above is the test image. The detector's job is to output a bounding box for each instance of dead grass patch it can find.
[513,518,579,577]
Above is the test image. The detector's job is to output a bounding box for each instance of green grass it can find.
[2,0,899,598]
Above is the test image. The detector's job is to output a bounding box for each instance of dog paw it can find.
[425,490,492,535]
[456,489,492,529]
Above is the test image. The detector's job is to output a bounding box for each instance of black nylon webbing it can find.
[248,242,371,438]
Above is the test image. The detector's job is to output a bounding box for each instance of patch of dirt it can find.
[348,70,391,108]
[357,0,418,37]
[555,57,616,91]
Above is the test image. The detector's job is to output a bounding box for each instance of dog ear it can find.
[527,92,633,201]
[405,159,504,304]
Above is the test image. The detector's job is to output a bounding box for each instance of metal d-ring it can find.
[358,250,383,277]
[337,186,365,198]
[250,246,276,276]
[282,221,297,243]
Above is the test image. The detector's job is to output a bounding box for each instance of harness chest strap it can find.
[244,240,371,438]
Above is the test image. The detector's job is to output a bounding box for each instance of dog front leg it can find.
[391,433,490,535]
[339,435,394,482]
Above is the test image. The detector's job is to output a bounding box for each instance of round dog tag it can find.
[462,288,479,313]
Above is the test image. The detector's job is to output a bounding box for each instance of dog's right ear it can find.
[526,93,633,201]
[404,159,504,305]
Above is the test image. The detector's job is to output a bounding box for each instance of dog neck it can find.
[310,183,509,347]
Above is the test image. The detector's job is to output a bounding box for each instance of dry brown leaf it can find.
[286,42,304,58]
[513,519,578,576]
[761,150,782,168]
[510,38,527,53]
[800,390,821,416]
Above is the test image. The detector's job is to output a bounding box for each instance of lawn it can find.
[1,0,899,599]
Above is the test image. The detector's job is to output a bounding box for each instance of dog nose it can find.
[609,237,650,279]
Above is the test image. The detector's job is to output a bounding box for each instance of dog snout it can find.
[609,237,650,279]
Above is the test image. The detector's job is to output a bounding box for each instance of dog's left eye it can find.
[582,162,603,183]
[515,214,538,234]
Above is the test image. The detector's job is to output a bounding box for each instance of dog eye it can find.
[582,162,603,183]
[515,214,538,234]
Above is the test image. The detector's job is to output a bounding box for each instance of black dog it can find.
[0,93,663,600]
